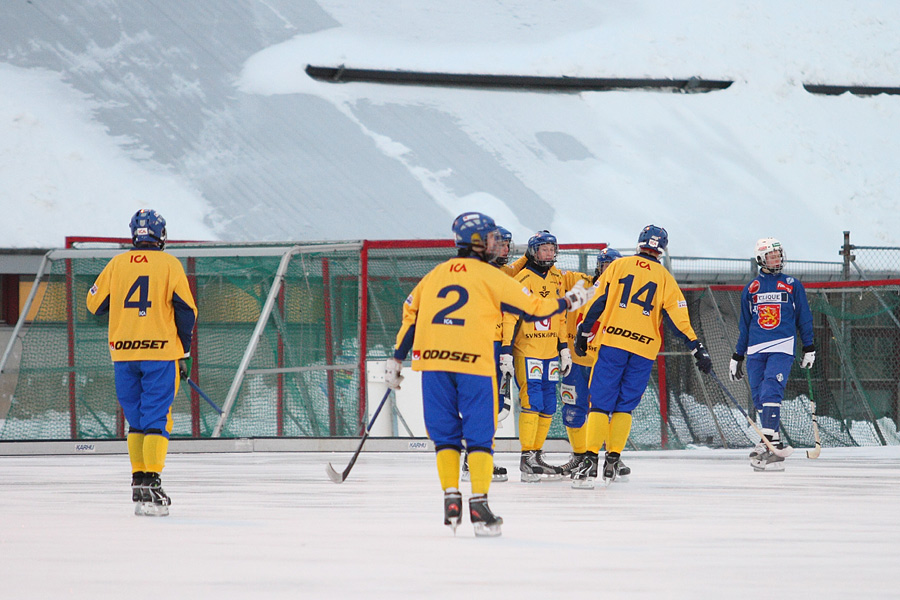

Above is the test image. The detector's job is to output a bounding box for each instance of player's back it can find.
[410,257,512,376]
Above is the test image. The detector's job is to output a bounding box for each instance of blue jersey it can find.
[735,272,814,356]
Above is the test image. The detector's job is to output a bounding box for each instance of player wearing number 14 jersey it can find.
[86,209,197,516]
[573,225,712,488]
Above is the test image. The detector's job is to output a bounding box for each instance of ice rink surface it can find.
[2,446,899,599]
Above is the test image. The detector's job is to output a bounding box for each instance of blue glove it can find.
[691,342,712,374]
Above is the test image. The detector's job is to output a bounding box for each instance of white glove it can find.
[384,358,404,390]
[564,280,593,311]
[498,352,514,380]
[729,354,744,382]
[800,351,816,369]
[559,348,572,378]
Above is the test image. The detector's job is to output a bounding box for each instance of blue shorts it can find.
[746,352,793,412]
[560,363,591,427]
[517,356,559,417]
[421,371,496,454]
[114,360,177,436]
[588,345,654,414]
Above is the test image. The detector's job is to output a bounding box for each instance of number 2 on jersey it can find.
[124,275,152,316]
[432,285,468,326]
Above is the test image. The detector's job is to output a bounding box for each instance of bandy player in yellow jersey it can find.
[572,225,712,488]
[383,212,592,537]
[557,247,630,478]
[86,209,197,516]
[501,230,593,482]
[460,226,527,484]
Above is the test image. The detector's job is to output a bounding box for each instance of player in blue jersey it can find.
[729,238,815,471]
[384,212,592,536]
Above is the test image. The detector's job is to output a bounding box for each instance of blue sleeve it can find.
[734,285,751,356]
[393,325,415,360]
[794,281,815,347]
[91,295,110,316]
[580,282,609,331]
[499,298,566,322]
[173,292,196,355]
[661,310,694,347]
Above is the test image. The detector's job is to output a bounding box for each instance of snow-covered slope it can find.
[2,1,899,260]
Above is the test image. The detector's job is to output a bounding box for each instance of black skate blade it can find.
[326,463,346,484]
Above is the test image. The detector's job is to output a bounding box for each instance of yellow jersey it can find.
[394,257,566,376]
[581,254,697,360]
[502,265,587,360]
[564,274,600,367]
[86,249,198,362]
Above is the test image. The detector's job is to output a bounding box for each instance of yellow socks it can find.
[436,448,461,490]
[608,412,633,454]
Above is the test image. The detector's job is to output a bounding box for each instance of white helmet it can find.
[755,237,785,273]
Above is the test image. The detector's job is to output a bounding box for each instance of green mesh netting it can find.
[2,245,898,449]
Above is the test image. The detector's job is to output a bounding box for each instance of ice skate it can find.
[469,494,502,537]
[558,453,586,478]
[137,472,171,517]
[519,450,542,483]
[571,452,597,489]
[492,463,508,483]
[750,449,785,472]
[533,450,564,480]
[602,452,621,486]
[131,471,146,515]
[444,488,463,533]
[748,439,767,459]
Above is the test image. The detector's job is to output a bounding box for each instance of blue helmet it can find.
[526,230,558,268]
[452,211,498,249]
[596,247,622,269]
[130,209,167,249]
[494,227,513,266]
[637,225,668,254]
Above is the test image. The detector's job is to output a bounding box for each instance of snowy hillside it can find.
[2,1,899,260]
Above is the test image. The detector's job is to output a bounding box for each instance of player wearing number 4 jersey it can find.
[86,209,197,516]
[385,212,593,537]
[573,225,712,488]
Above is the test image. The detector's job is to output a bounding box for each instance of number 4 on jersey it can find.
[124,275,152,316]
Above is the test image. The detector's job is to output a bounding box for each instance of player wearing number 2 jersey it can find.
[384,212,593,537]
[86,209,197,516]
[572,225,712,488]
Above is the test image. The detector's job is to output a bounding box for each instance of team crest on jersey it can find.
[757,304,781,330]
[539,286,551,298]
[411,350,420,360]
[776,281,793,293]
[526,359,543,380]
[548,360,560,382]
[748,280,760,294]
[534,317,551,331]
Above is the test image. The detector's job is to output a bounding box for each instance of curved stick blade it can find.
[326,463,346,484]
[807,443,822,459]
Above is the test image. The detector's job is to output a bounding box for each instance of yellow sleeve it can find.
[86,261,113,315]
[499,255,527,277]
[392,277,423,358]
